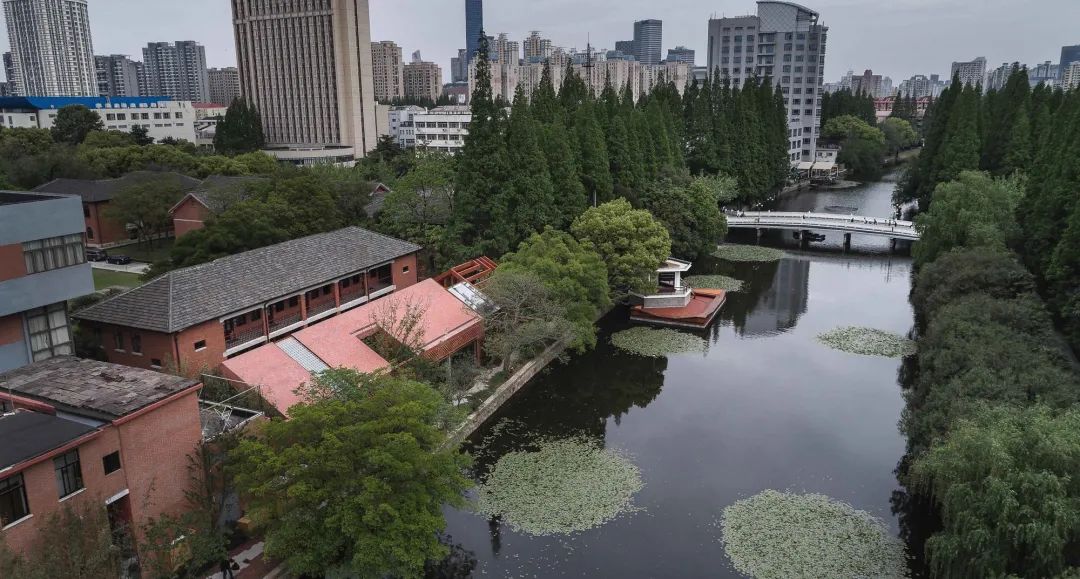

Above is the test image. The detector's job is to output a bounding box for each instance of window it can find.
[0,474,29,527]
[287,296,299,308]
[274,302,284,312]
[116,113,126,120]
[114,330,124,351]
[106,113,115,121]
[53,450,83,498]
[175,112,183,119]
[150,358,162,369]
[131,334,141,355]
[194,340,207,351]
[402,265,410,274]
[86,226,94,240]
[102,452,121,475]
[23,234,85,273]
[26,304,72,361]
[82,204,90,217]
[250,309,261,321]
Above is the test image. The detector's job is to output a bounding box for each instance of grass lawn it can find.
[113,238,175,263]
[93,269,143,291]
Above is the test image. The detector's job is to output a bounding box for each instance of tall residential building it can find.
[1029,61,1059,88]
[615,40,637,58]
[1063,61,1080,91]
[950,56,987,87]
[898,74,932,98]
[851,69,887,97]
[450,48,468,83]
[985,62,1021,92]
[633,19,663,65]
[707,1,829,164]
[492,33,520,65]
[142,41,210,102]
[1060,45,1080,79]
[3,0,96,96]
[524,31,553,62]
[666,46,695,65]
[207,67,241,105]
[232,0,379,164]
[466,0,484,64]
[3,51,18,95]
[403,54,443,102]
[371,41,404,102]
[94,55,140,97]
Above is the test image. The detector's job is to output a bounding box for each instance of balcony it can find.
[267,311,303,338]
[224,324,267,355]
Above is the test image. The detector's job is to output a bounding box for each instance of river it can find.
[443,170,919,578]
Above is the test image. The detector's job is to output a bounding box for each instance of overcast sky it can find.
[2,0,1077,84]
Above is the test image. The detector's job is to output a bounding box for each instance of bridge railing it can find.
[725,211,913,228]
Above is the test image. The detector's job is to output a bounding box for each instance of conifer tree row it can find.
[449,35,789,260]
[896,68,1080,352]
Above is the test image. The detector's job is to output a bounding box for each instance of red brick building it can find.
[72,227,422,376]
[0,357,203,563]
[220,278,485,415]
[169,175,270,237]
[33,172,202,248]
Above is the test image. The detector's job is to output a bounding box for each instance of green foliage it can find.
[913,171,1023,267]
[1046,202,1080,350]
[129,124,153,146]
[481,269,577,370]
[81,129,135,149]
[104,174,190,247]
[640,176,729,260]
[610,326,707,358]
[822,115,885,145]
[911,405,1080,579]
[500,229,611,351]
[881,117,919,155]
[165,174,344,270]
[815,327,915,358]
[213,98,265,155]
[51,104,104,144]
[230,376,471,578]
[911,247,1037,326]
[570,198,671,295]
[820,88,877,126]
[0,501,122,579]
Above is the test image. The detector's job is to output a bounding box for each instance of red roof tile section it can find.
[221,279,482,416]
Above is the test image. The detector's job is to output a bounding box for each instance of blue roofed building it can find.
[0,96,196,143]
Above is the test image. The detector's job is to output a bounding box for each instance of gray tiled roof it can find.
[73,227,422,333]
[188,175,270,213]
[0,357,198,421]
[33,171,202,203]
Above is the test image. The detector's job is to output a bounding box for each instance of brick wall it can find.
[0,314,23,347]
[0,243,26,282]
[171,197,209,238]
[84,201,130,248]
[391,253,419,289]
[116,389,203,541]
[92,323,177,372]
[175,320,228,376]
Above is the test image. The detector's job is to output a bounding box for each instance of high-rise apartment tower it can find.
[3,0,96,96]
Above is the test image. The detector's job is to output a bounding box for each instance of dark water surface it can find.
[444,174,916,578]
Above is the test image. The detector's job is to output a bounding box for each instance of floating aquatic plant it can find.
[720,490,909,579]
[684,275,744,292]
[816,326,915,358]
[474,437,644,536]
[610,327,707,358]
[712,244,785,262]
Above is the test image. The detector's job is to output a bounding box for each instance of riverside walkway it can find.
[727,211,919,241]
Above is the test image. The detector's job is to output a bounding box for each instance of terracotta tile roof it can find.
[73,227,422,333]
[0,357,198,421]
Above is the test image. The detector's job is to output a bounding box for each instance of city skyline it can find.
[0,0,1074,88]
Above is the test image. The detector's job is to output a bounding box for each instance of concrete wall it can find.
[0,194,84,245]
[0,264,94,318]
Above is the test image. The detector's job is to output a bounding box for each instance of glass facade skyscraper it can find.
[466,0,484,63]
[1061,45,1080,79]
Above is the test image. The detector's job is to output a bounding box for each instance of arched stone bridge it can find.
[727,211,920,241]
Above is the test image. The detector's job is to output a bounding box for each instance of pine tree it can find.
[450,33,509,257]
[539,122,588,228]
[574,101,614,206]
[934,84,982,186]
[531,61,560,124]
[489,84,559,256]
